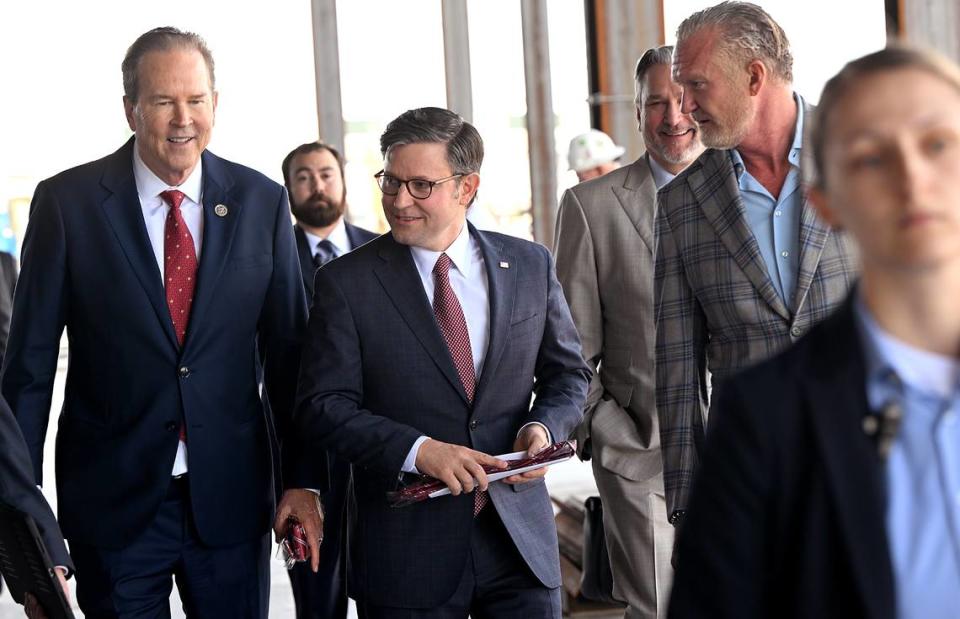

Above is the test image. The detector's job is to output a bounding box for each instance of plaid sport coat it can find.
[654,144,858,522]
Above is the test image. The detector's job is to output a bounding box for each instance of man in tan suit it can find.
[553,46,704,619]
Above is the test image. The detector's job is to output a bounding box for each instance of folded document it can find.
[387,440,576,507]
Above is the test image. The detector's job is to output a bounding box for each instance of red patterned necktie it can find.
[432,253,487,515]
[160,190,198,347]
[161,190,196,443]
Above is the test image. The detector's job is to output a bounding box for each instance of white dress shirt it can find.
[400,224,549,474]
[302,217,351,258]
[132,144,204,476]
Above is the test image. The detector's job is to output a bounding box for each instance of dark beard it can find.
[291,194,345,228]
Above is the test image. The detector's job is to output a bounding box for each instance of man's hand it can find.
[23,567,69,619]
[503,424,550,484]
[274,489,324,573]
[415,439,507,495]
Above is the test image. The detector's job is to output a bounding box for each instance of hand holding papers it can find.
[388,440,576,507]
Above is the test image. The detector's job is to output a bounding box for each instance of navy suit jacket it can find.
[1,138,313,549]
[670,295,896,619]
[294,225,590,608]
[0,395,72,570]
[293,222,378,299]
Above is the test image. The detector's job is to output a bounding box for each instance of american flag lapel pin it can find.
[499,261,509,269]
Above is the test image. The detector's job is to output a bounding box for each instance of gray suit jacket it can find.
[654,146,858,521]
[294,225,590,608]
[554,157,661,483]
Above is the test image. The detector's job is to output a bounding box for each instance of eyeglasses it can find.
[374,170,463,199]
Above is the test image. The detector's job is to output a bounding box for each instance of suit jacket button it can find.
[165,422,177,432]
[469,419,479,430]
[179,366,191,378]
[790,326,803,338]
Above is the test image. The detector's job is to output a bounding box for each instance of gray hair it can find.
[122,27,215,102]
[379,107,484,175]
[634,45,675,108]
[677,1,793,83]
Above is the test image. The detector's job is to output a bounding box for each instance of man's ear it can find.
[807,185,843,230]
[459,172,480,207]
[123,96,137,132]
[747,59,766,96]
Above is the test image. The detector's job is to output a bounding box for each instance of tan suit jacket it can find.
[555,157,673,617]
[555,157,661,479]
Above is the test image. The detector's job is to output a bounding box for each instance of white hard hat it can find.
[567,129,626,172]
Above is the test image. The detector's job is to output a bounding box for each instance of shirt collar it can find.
[302,217,349,257]
[132,140,203,206]
[409,222,475,280]
[854,293,960,400]
[646,155,677,190]
[729,92,806,182]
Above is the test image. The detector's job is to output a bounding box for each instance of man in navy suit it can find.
[1,27,323,618]
[281,140,377,619]
[288,107,590,618]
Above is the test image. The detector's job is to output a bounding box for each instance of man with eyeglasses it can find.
[280,141,377,619]
[290,107,590,618]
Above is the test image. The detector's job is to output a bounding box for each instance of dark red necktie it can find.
[161,190,197,443]
[160,190,198,347]
[432,253,487,515]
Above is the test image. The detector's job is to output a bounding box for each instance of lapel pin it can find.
[499,261,509,269]
[214,204,228,217]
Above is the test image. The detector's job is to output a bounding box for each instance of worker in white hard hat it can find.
[567,129,625,182]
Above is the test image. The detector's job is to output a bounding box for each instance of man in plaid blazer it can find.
[654,2,858,526]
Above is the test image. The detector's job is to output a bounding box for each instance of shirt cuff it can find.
[401,436,430,474]
[517,422,552,444]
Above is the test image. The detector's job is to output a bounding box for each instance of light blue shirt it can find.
[730,93,805,305]
[854,298,960,618]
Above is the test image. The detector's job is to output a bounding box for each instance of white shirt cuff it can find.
[401,436,430,474]
[517,422,551,444]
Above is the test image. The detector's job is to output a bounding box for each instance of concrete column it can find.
[310,0,346,150]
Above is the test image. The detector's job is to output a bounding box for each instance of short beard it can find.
[699,104,752,150]
[292,193,345,228]
[646,130,703,167]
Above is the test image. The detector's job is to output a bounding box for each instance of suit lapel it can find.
[186,151,244,345]
[689,149,791,320]
[804,301,895,618]
[790,199,831,313]
[472,226,515,405]
[345,223,362,250]
[611,157,655,253]
[99,139,179,349]
[294,225,316,295]
[373,235,470,404]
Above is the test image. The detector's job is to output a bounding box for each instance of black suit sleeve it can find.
[294,265,423,477]
[257,187,321,491]
[669,377,772,618]
[526,248,591,442]
[0,251,18,361]
[1,180,68,484]
[0,397,72,571]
